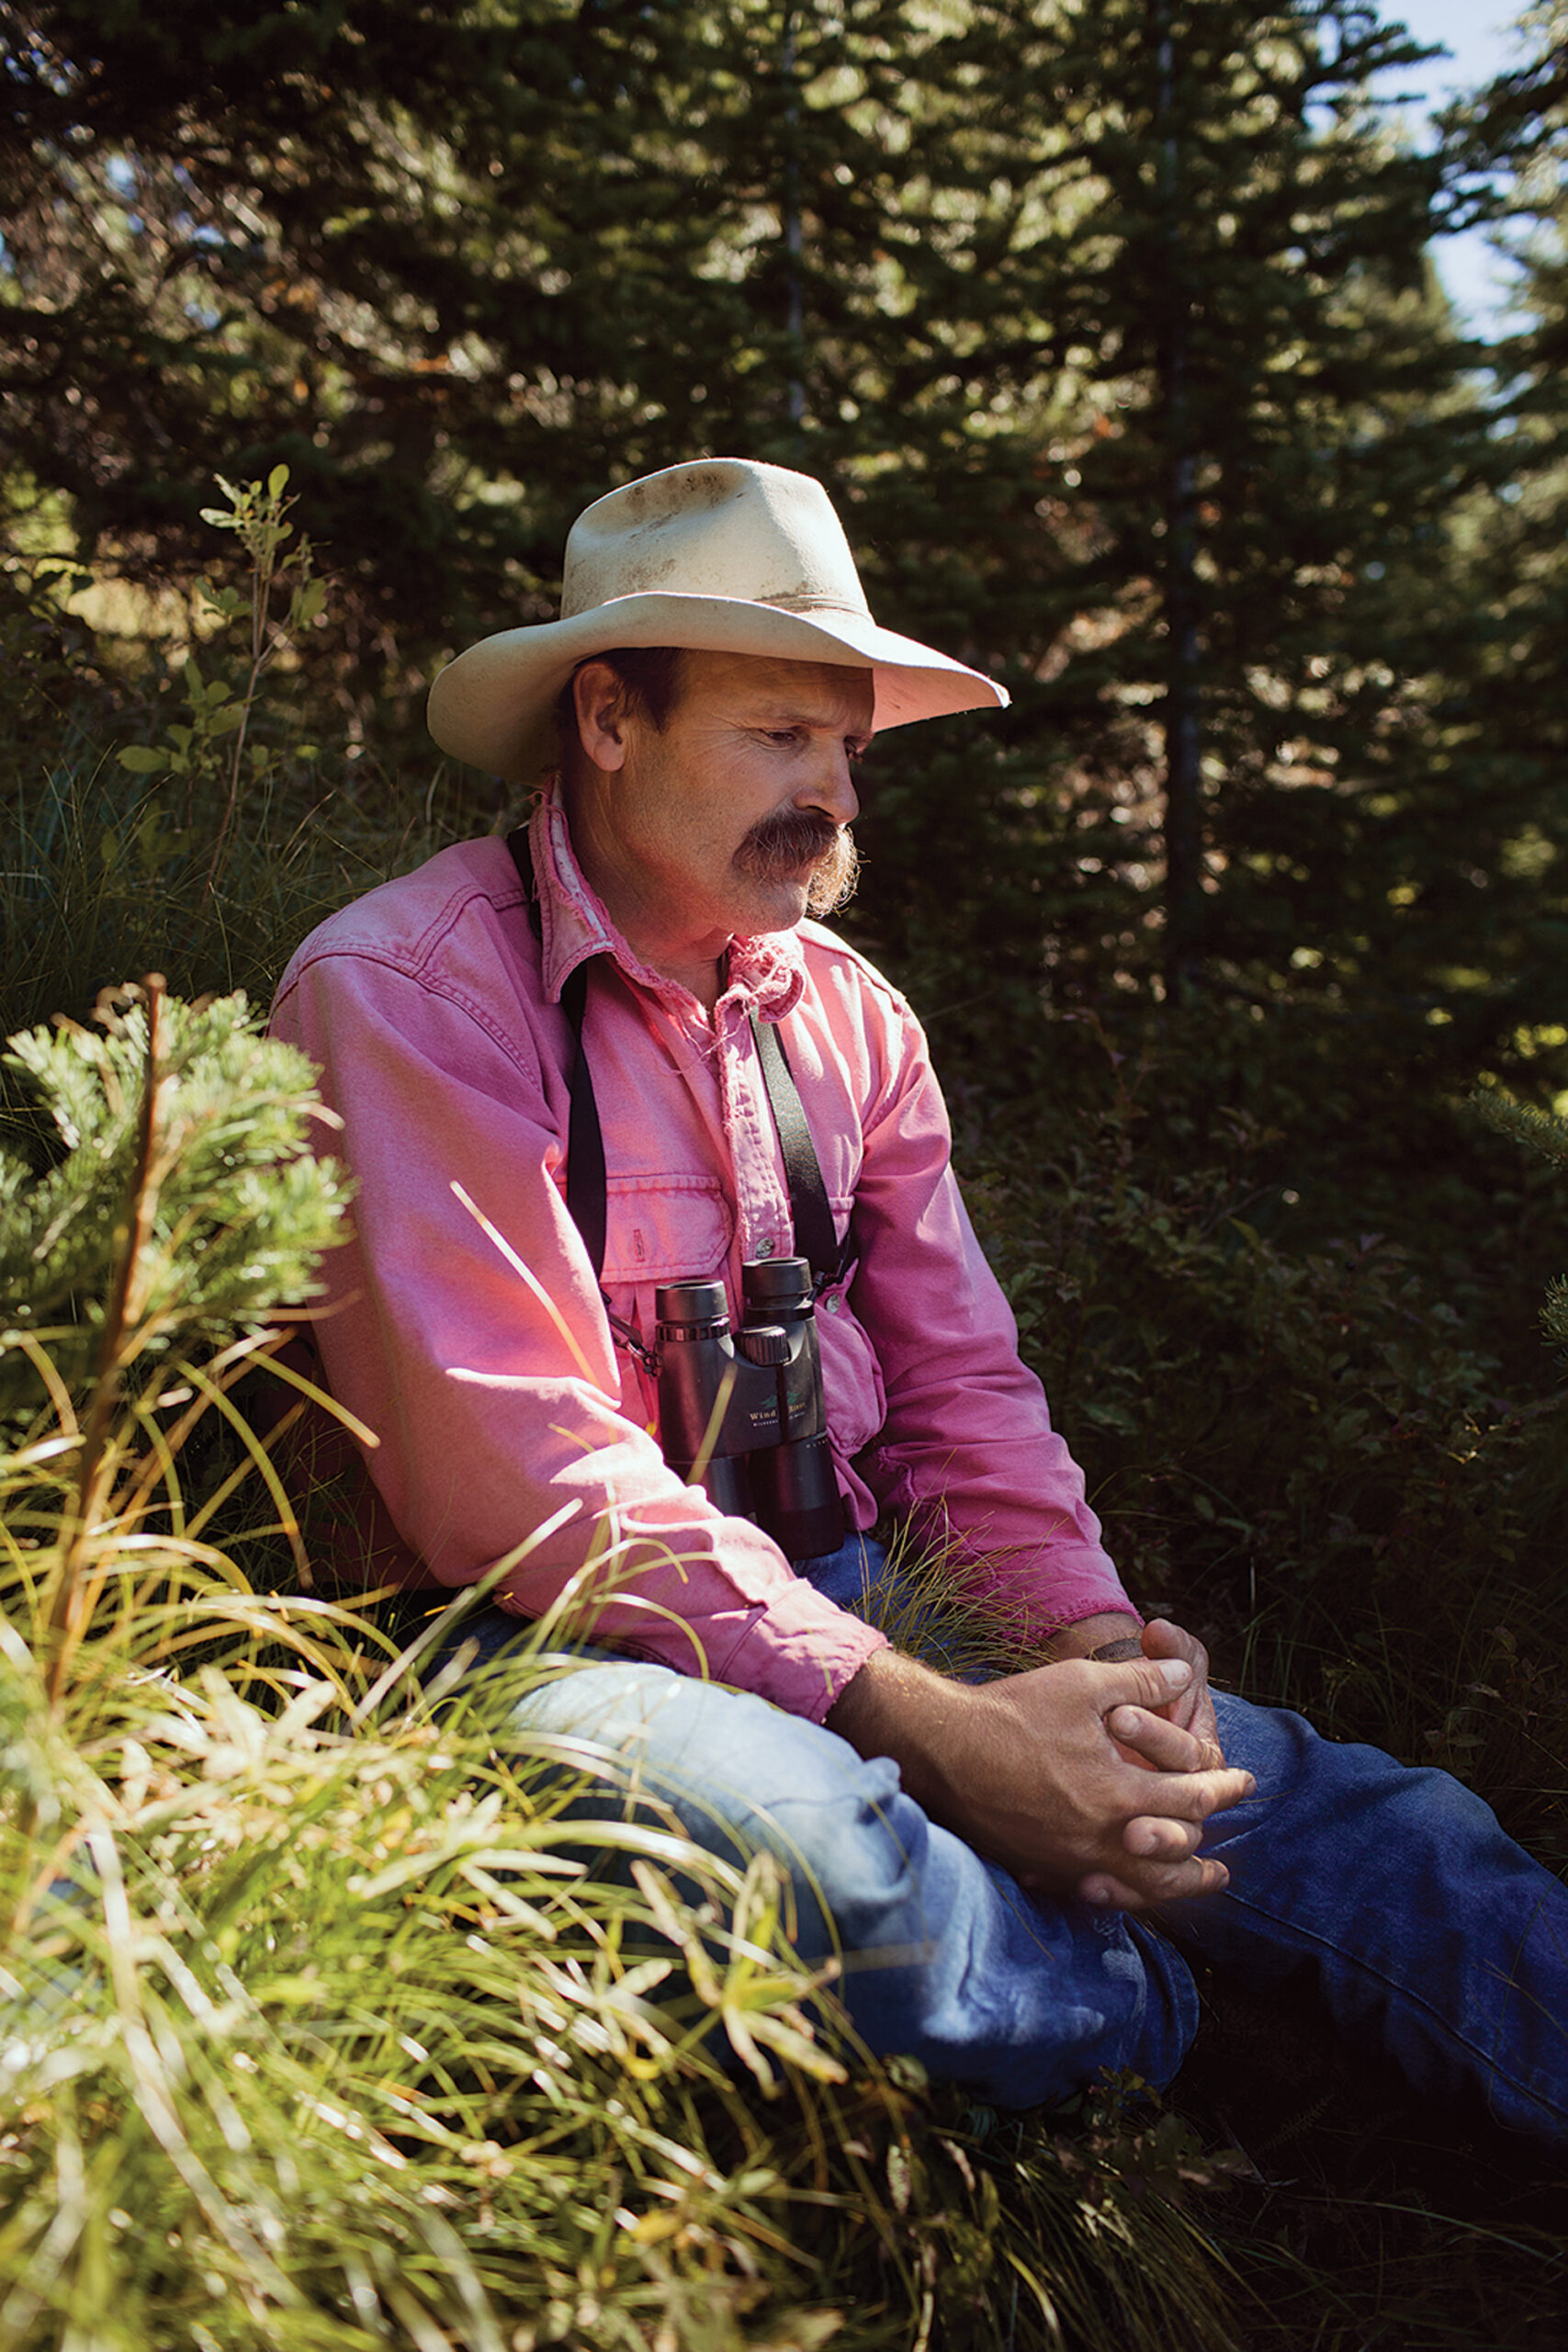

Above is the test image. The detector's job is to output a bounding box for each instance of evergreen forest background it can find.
[3,2,1568,2346]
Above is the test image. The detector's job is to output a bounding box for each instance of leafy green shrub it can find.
[118,469,330,891]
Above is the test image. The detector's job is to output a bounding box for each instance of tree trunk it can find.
[1156,0,1204,991]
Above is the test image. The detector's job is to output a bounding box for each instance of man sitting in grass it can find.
[271,458,1568,2143]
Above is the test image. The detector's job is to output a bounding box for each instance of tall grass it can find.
[1,481,494,1148]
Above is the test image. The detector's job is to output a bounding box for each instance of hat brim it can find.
[426,592,1009,781]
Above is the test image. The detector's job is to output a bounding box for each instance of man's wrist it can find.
[1089,1634,1146,1663]
[826,1645,931,1742]
[824,1648,958,1805]
[1046,1611,1144,1664]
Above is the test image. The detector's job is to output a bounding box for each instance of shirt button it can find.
[754,1237,775,1259]
[822,1290,841,1315]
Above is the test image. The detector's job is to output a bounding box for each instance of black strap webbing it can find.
[748,1011,847,1287]
[507,828,608,1283]
[560,959,607,1284]
[507,825,850,1293]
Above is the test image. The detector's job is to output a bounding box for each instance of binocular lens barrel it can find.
[655,1279,728,1339]
[742,1258,814,1315]
[652,1258,844,1562]
[748,1433,841,1563]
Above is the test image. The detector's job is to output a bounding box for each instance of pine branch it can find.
[2,980,354,1713]
[41,977,170,1713]
[1472,1088,1568,1171]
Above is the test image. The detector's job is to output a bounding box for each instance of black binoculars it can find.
[654,1256,844,1563]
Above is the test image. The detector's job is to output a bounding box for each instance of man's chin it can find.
[765,880,817,932]
[807,852,858,920]
[726,876,815,939]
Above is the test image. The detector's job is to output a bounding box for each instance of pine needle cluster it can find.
[1473,1087,1568,1353]
[2,981,349,1404]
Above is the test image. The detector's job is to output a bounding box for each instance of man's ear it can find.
[572,661,630,774]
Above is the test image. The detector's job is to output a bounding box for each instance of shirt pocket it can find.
[815,1295,886,1462]
[601,1174,734,1288]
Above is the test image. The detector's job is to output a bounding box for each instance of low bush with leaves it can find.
[113,469,329,902]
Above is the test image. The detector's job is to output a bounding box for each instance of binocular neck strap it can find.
[746,1011,847,1289]
[508,828,849,1295]
[558,956,608,1286]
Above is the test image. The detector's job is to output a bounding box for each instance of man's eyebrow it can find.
[746,700,874,733]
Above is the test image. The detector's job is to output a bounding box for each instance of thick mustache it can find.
[735,810,860,917]
[735,809,843,878]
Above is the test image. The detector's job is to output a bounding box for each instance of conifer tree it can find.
[0,0,927,667]
[8,0,1564,1088]
[0,0,666,659]
[1424,3,1568,1079]
[0,977,351,1695]
[1477,1086,1568,1353]
[817,2,1493,1014]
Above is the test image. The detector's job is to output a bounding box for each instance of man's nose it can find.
[801,743,860,826]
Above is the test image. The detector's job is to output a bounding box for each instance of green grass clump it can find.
[0,1600,1244,2352]
[0,960,1242,2351]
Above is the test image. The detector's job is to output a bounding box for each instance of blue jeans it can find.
[432,1537,1568,2143]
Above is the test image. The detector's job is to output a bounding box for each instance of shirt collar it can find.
[529,783,807,1022]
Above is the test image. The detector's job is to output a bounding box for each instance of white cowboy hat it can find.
[426,457,1009,780]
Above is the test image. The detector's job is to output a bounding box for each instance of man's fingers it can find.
[1122,1812,1204,1861]
[1140,1617,1206,1668]
[1123,1762,1255,1823]
[1107,1704,1206,1772]
[1101,1654,1199,1713]
[1074,1853,1233,1912]
[1137,1621,1226,1750]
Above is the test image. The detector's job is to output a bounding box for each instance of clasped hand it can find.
[824,1624,1253,1912]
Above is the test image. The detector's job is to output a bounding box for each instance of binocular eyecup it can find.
[654,1256,844,1563]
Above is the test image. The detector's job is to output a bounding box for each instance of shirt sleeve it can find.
[270,945,888,1721]
[846,989,1138,1638]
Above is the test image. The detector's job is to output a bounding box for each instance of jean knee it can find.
[1208,1688,1518,1860]
[489,1660,902,1904]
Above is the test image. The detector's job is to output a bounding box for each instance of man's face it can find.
[573,650,874,959]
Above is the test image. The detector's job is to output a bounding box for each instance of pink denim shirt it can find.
[268,791,1134,1721]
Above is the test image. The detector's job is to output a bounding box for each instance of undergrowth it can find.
[961,1035,1568,1873]
[6,475,1568,2347]
[0,969,1243,2349]
[0,475,493,1162]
